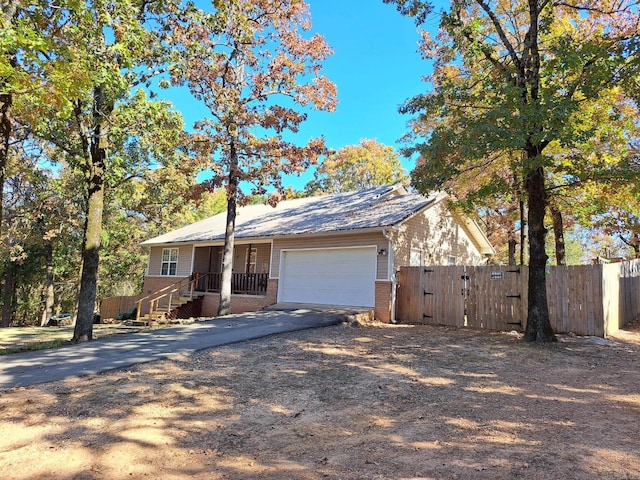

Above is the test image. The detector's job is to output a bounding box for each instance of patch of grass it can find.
[31,329,67,337]
[0,339,66,355]
[0,322,180,355]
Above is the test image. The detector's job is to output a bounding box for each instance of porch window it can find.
[161,248,179,276]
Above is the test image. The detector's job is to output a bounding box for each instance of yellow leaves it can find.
[439,65,462,82]
[308,139,408,194]
[9,244,27,264]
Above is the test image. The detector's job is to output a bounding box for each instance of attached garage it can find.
[278,246,377,307]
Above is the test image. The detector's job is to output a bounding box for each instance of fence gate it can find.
[465,266,527,331]
[396,265,527,330]
[396,266,465,326]
[424,266,466,326]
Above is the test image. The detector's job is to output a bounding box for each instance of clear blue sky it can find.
[166,1,447,190]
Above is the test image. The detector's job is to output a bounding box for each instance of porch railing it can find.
[137,272,269,323]
[135,273,205,323]
[195,272,268,296]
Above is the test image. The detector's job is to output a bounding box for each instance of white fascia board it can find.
[140,240,197,248]
[461,217,496,255]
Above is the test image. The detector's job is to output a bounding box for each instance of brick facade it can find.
[199,279,279,316]
[140,276,187,315]
[142,276,185,296]
[375,281,393,323]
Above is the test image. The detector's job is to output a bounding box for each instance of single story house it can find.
[140,185,494,322]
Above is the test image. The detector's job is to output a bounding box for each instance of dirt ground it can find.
[1,321,640,480]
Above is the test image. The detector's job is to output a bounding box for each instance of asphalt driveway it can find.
[0,309,347,390]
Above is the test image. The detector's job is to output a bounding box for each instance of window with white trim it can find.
[161,248,179,276]
[410,249,422,267]
[446,255,457,265]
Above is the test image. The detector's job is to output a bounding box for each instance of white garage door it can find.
[279,247,376,307]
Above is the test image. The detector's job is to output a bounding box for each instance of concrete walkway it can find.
[0,308,349,390]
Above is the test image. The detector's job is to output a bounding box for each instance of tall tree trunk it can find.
[550,203,566,266]
[1,261,14,327]
[218,141,238,316]
[0,10,17,326]
[519,199,526,266]
[1,0,20,246]
[0,90,9,327]
[73,86,111,342]
[523,165,556,342]
[508,229,517,266]
[40,241,55,326]
[0,90,9,242]
[0,80,12,256]
[521,1,555,342]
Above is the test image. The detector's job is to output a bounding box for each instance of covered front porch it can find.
[192,242,272,296]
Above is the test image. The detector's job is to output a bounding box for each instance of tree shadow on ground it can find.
[1,324,639,479]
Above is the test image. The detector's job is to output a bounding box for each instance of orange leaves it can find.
[170,0,336,199]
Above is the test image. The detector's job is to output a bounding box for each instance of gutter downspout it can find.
[382,228,397,324]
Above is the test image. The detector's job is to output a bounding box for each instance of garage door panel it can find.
[279,247,376,307]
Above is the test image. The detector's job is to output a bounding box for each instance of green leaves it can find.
[305,139,409,194]
[398,0,639,205]
[0,0,198,327]
[382,0,434,25]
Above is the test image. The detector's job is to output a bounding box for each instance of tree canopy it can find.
[305,139,408,194]
[0,0,201,334]
[387,0,640,342]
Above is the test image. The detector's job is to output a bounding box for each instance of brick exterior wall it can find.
[142,276,187,296]
[200,279,279,316]
[139,276,188,316]
[375,281,393,323]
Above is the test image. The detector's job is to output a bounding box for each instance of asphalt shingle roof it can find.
[141,185,445,246]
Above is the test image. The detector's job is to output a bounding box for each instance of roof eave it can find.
[460,217,496,256]
[394,192,447,229]
[140,226,397,247]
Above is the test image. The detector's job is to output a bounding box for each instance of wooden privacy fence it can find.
[396,259,640,337]
[100,295,142,320]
